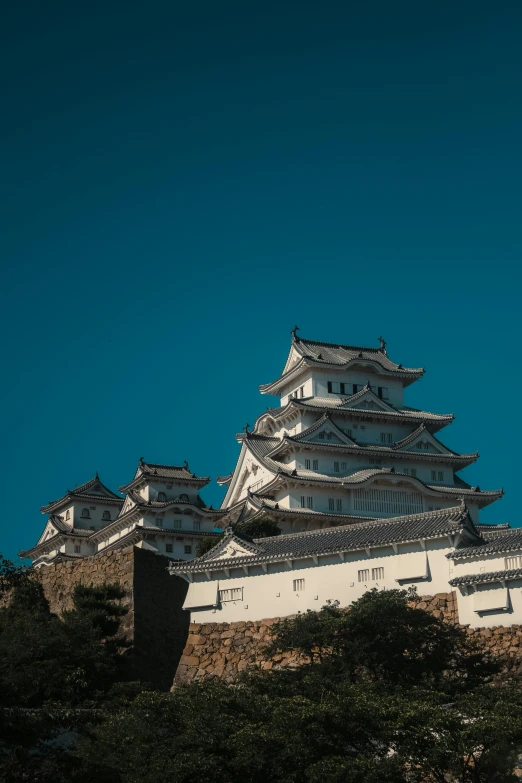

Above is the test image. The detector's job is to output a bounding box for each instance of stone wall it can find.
[36,546,189,690]
[174,592,522,685]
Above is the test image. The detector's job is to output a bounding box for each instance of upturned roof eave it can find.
[270,436,479,466]
[253,399,454,434]
[260,467,502,506]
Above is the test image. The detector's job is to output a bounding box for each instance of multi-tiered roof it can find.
[220,330,502,531]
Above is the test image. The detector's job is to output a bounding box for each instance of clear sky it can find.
[2,1,521,560]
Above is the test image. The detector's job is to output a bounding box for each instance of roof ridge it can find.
[252,504,467,544]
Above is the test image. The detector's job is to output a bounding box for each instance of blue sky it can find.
[1,1,521,560]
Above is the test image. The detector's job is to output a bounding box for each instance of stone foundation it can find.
[174,592,522,685]
[36,546,189,690]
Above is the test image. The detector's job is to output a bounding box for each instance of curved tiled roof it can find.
[274,417,477,466]
[119,461,210,492]
[449,528,522,560]
[40,476,123,513]
[254,395,453,435]
[172,505,476,573]
[449,568,522,586]
[259,336,424,394]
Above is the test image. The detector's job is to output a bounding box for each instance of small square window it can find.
[293,578,305,592]
[372,567,384,580]
[358,569,370,582]
[184,545,192,555]
[166,544,173,553]
[74,545,81,554]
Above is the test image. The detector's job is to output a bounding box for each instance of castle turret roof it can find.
[40,476,123,514]
[260,334,424,395]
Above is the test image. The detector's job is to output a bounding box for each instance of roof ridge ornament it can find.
[183,460,190,471]
[378,336,387,353]
[243,423,250,434]
[139,456,144,465]
[291,325,300,342]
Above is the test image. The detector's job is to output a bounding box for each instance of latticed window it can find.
[166,544,173,553]
[102,510,111,520]
[372,567,384,580]
[328,498,335,511]
[505,556,522,569]
[219,587,243,602]
[313,460,319,470]
[293,579,305,592]
[81,508,90,518]
[353,488,423,515]
[336,499,343,512]
[158,492,167,502]
[193,520,201,530]
[305,459,311,469]
[358,569,370,582]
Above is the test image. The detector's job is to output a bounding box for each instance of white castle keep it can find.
[23,330,522,628]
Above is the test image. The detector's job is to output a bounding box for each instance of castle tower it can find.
[92,460,224,560]
[20,475,124,566]
[219,330,502,532]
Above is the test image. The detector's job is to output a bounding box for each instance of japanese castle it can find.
[22,330,522,628]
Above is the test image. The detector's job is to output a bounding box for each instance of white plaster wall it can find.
[147,481,200,504]
[451,549,522,579]
[455,578,522,628]
[71,501,119,531]
[185,539,454,623]
[304,370,405,408]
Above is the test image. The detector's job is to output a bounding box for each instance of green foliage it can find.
[1,579,520,782]
[195,536,220,557]
[0,580,135,783]
[236,517,282,539]
[0,553,29,595]
[269,589,497,691]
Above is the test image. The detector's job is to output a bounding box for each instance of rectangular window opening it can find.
[372,567,384,580]
[219,587,243,602]
[293,578,305,592]
[358,569,370,582]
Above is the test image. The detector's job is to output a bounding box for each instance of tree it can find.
[268,589,497,691]
[0,580,133,783]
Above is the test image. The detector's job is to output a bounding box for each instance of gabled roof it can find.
[171,505,478,573]
[40,476,123,514]
[254,394,454,436]
[259,334,424,395]
[119,460,210,493]
[233,432,500,509]
[19,524,93,559]
[271,416,477,468]
[449,527,522,560]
